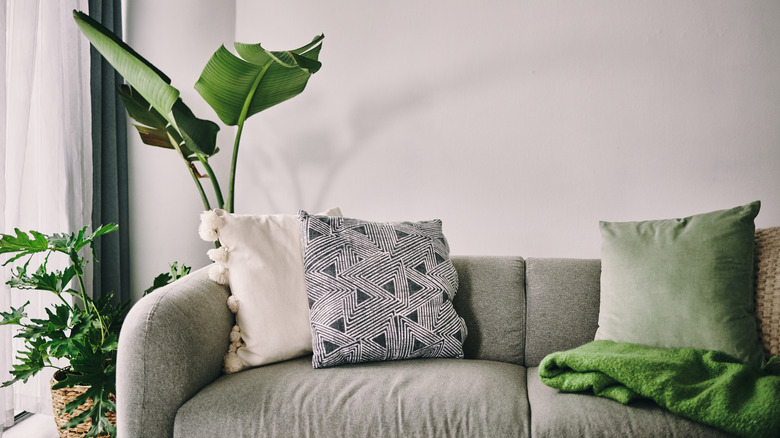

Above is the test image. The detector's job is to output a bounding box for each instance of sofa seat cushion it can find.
[174,357,530,438]
[526,367,735,438]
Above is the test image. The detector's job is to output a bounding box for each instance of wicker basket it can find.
[50,370,116,438]
[754,227,780,359]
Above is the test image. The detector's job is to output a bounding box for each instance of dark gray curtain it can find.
[89,0,130,304]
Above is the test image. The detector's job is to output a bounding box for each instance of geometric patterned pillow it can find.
[299,211,467,369]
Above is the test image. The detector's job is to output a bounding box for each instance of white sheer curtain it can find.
[1,0,91,429]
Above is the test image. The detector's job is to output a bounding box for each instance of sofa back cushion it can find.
[524,258,602,367]
[451,256,526,365]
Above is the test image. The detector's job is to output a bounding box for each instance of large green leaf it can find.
[117,84,219,157]
[73,10,179,117]
[45,224,118,256]
[7,264,78,295]
[171,100,221,156]
[0,302,29,326]
[116,84,170,132]
[54,340,117,437]
[194,34,324,126]
[117,85,192,155]
[0,229,49,265]
[2,337,48,386]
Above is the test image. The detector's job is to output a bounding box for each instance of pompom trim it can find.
[224,324,247,373]
[199,209,225,242]
[224,351,246,374]
[209,263,229,285]
[227,295,240,313]
[229,324,242,342]
[207,246,229,264]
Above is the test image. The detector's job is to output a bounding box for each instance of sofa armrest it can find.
[117,267,233,438]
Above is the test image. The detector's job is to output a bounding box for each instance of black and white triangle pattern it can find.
[299,211,467,369]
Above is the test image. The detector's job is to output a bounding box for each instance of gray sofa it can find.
[117,256,734,437]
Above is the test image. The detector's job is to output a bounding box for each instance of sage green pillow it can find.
[595,201,764,368]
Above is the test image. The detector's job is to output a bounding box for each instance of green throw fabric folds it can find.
[539,340,780,438]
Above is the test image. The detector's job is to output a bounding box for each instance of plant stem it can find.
[188,162,212,211]
[167,131,212,211]
[55,291,75,312]
[226,60,273,213]
[227,123,244,214]
[78,272,107,344]
[38,253,76,312]
[198,155,224,209]
[77,271,88,305]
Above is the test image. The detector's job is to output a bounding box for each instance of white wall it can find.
[124,0,236,299]
[126,0,780,300]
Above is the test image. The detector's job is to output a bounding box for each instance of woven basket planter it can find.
[50,370,116,438]
[755,227,780,359]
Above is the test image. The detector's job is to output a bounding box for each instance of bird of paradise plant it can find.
[0,13,325,437]
[72,10,323,213]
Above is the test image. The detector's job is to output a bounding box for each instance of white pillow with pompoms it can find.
[200,207,342,373]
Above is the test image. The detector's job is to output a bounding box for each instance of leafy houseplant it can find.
[144,261,191,296]
[72,10,324,214]
[0,225,127,437]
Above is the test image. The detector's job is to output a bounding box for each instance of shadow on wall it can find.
[232,20,670,213]
[236,43,533,212]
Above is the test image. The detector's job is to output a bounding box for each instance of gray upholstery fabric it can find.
[524,258,601,367]
[117,267,233,438]
[451,256,526,365]
[526,367,736,437]
[175,357,530,438]
[118,255,744,438]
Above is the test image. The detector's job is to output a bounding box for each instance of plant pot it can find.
[50,369,116,438]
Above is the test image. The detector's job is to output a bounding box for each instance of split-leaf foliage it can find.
[1,225,127,437]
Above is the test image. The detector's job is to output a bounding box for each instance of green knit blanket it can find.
[539,340,780,438]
